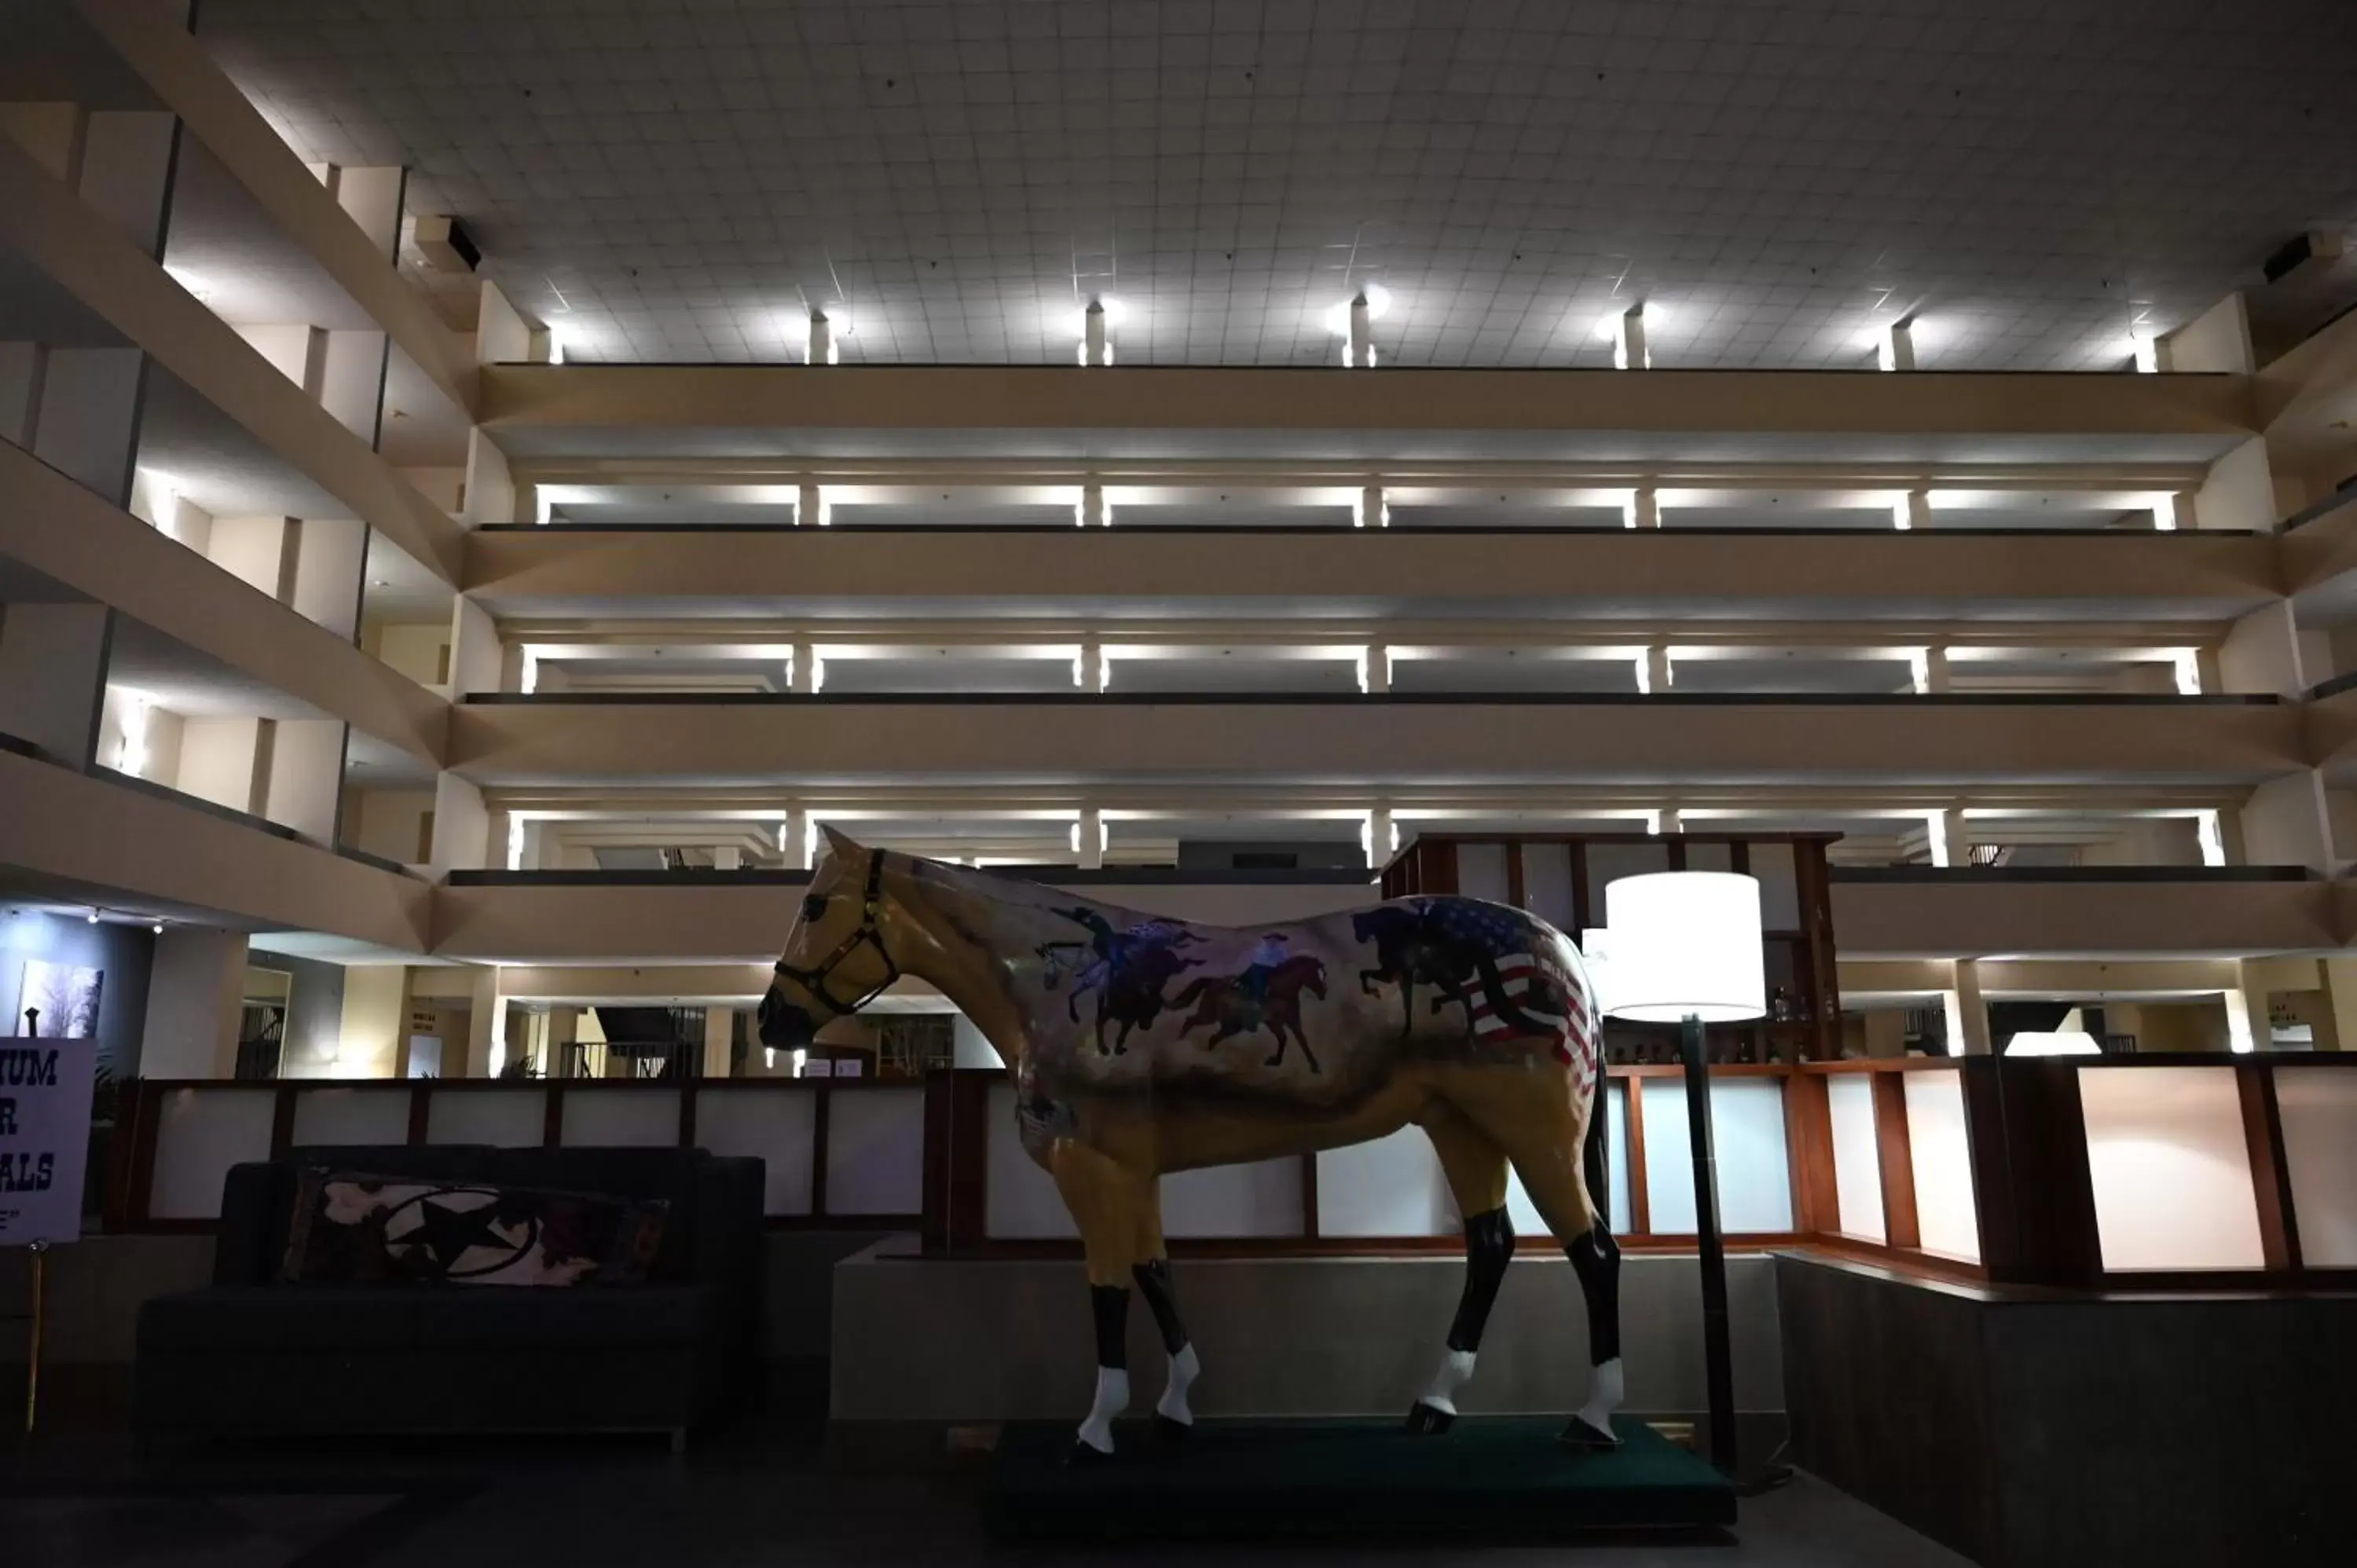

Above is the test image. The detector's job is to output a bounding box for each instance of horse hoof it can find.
[1404,1401,1454,1435]
[1558,1416,1621,1451]
[1069,1439,1116,1467]
[1153,1414,1193,1442]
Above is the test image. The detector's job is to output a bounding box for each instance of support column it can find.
[2218,601,2307,696]
[1076,482,1109,527]
[1365,807,1395,870]
[2192,438,2277,532]
[1654,807,1682,836]
[781,808,812,870]
[1893,489,1931,530]
[2240,772,2336,873]
[1076,639,1105,693]
[174,716,271,815]
[463,428,516,526]
[140,929,248,1078]
[1638,644,1672,694]
[790,639,819,693]
[1623,487,1660,529]
[76,111,178,259]
[1076,807,1104,870]
[1354,485,1387,528]
[1613,304,1648,369]
[288,517,369,642]
[0,603,112,767]
[1913,646,1952,694]
[1345,292,1374,368]
[0,340,43,445]
[262,718,346,844]
[446,595,502,695]
[1877,317,1916,372]
[806,312,835,366]
[429,771,489,877]
[713,844,742,871]
[2224,964,2269,1055]
[1360,643,1391,694]
[704,1007,735,1079]
[1926,807,1970,869]
[467,965,505,1078]
[2321,958,2357,1053]
[797,482,827,527]
[32,346,145,505]
[1943,958,1992,1056]
[2154,490,2199,531]
[1080,300,1110,367]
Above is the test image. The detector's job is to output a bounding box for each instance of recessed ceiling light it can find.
[152,921,165,934]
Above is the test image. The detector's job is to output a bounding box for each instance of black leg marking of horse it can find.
[1073,1281,1131,1464]
[1132,1258,1198,1439]
[1560,1220,1624,1449]
[1406,1206,1516,1434]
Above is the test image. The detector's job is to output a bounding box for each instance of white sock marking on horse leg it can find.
[1419,1347,1477,1417]
[1076,1366,1129,1455]
[1573,1357,1624,1438]
[1155,1343,1201,1425]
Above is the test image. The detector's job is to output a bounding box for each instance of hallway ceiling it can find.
[201,0,2357,371]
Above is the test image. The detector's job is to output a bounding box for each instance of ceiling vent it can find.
[412,214,480,274]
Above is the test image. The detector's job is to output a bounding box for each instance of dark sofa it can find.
[135,1145,764,1448]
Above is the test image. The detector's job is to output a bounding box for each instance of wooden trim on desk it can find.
[1783,1071,1837,1234]
[2238,1062,2300,1274]
[1623,1075,1652,1235]
[1871,1069,1921,1252]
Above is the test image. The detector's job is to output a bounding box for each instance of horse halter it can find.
[772,851,901,1019]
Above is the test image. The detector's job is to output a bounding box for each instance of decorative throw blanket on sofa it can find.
[280,1169,669,1287]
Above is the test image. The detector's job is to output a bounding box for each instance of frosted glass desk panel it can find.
[824,1088,925,1214]
[1826,1075,1886,1243]
[150,1087,276,1220]
[288,1086,410,1149]
[1315,1082,1631,1237]
[1904,1069,1981,1262]
[986,1080,1076,1238]
[2078,1066,2264,1273]
[426,1088,544,1147]
[2275,1068,2357,1267]
[694,1087,817,1216]
[560,1088,679,1147]
[1640,1078,1794,1234]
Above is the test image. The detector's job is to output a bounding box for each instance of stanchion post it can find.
[23,1236,48,1438]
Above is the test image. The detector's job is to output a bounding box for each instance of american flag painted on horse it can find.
[1425,900,1601,1101]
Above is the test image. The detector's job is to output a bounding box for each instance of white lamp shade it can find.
[1579,928,1617,1017]
[1600,871,1766,1024]
[2003,1031,2102,1057]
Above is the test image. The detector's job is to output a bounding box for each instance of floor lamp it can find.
[1598,870,1765,1478]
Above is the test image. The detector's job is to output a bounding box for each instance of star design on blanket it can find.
[385,1189,533,1279]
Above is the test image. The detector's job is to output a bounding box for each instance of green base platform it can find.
[982,1415,1737,1542]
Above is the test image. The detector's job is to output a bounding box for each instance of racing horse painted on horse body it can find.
[758,830,1624,1461]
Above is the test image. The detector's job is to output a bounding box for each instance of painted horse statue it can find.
[758,830,1623,1462]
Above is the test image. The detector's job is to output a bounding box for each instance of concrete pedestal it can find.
[830,1238,1783,1445]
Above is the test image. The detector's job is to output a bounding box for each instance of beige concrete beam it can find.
[0,132,464,580]
[1831,878,2336,958]
[479,363,2257,443]
[76,0,476,416]
[444,697,2307,789]
[0,749,431,949]
[464,526,2278,618]
[0,438,447,765]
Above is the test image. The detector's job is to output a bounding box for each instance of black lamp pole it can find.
[1681,1011,1739,1476]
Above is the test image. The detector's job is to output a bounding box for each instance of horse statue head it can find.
[757,827,925,1051]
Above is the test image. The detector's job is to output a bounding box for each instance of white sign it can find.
[0,1039,96,1246]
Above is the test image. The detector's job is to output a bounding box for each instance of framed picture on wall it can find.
[20,960,104,1039]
